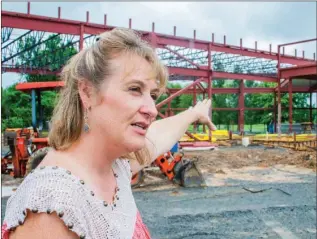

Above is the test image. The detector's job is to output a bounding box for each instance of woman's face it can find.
[90,52,160,154]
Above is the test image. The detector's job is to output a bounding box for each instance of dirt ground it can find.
[188,145,317,173]
[135,144,316,191]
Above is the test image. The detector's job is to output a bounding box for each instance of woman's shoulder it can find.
[3,166,90,237]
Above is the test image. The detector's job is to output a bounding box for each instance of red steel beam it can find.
[158,37,313,66]
[2,67,59,75]
[279,78,289,89]
[245,108,274,111]
[212,71,277,82]
[169,67,207,77]
[16,81,64,92]
[13,80,312,95]
[280,63,317,79]
[168,87,311,94]
[274,78,289,92]
[156,78,204,109]
[279,38,317,47]
[2,10,315,66]
[161,107,316,112]
[169,67,277,82]
[197,82,206,93]
[214,108,238,111]
[2,65,276,83]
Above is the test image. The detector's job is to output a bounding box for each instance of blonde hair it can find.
[48,28,168,165]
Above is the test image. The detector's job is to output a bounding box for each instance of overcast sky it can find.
[1,1,317,88]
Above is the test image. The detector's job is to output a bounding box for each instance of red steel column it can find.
[310,92,313,123]
[238,80,245,133]
[208,43,212,140]
[193,84,197,132]
[277,46,282,136]
[274,92,277,133]
[203,92,206,132]
[288,78,293,132]
[79,24,84,50]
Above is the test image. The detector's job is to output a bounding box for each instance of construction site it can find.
[1,3,317,239]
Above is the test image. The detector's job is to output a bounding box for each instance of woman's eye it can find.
[151,94,158,101]
[130,87,141,93]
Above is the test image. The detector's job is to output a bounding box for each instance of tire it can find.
[25,147,50,176]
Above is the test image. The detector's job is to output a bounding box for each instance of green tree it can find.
[1,84,32,131]
[1,35,77,130]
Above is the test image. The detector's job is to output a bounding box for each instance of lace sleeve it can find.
[3,169,89,238]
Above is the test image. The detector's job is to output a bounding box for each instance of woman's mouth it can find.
[131,122,149,136]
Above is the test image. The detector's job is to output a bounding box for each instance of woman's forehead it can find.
[112,54,158,85]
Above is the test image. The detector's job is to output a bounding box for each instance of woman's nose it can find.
[140,97,158,120]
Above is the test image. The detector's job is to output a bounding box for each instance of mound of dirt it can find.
[184,146,316,173]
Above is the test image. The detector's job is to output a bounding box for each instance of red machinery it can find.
[131,151,204,188]
[1,128,47,177]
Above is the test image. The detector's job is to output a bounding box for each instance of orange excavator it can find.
[131,148,205,188]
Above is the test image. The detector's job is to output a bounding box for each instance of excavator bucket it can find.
[173,159,206,187]
[181,160,206,187]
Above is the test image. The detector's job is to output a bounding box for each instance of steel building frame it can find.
[2,2,317,137]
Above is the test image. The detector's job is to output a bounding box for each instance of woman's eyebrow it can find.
[151,88,160,94]
[127,80,145,88]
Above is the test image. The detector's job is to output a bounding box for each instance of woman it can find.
[2,28,216,239]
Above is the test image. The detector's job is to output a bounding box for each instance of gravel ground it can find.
[134,181,316,239]
[1,145,316,238]
[2,181,315,239]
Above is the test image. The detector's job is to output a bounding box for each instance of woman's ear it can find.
[78,79,94,108]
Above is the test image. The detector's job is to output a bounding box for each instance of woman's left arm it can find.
[130,99,216,173]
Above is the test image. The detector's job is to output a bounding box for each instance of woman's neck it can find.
[62,132,122,176]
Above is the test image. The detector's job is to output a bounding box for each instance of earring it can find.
[83,108,90,133]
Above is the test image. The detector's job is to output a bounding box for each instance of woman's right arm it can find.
[9,212,79,239]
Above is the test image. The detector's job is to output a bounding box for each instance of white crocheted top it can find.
[3,159,137,239]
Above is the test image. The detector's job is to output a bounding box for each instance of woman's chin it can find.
[125,139,146,153]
